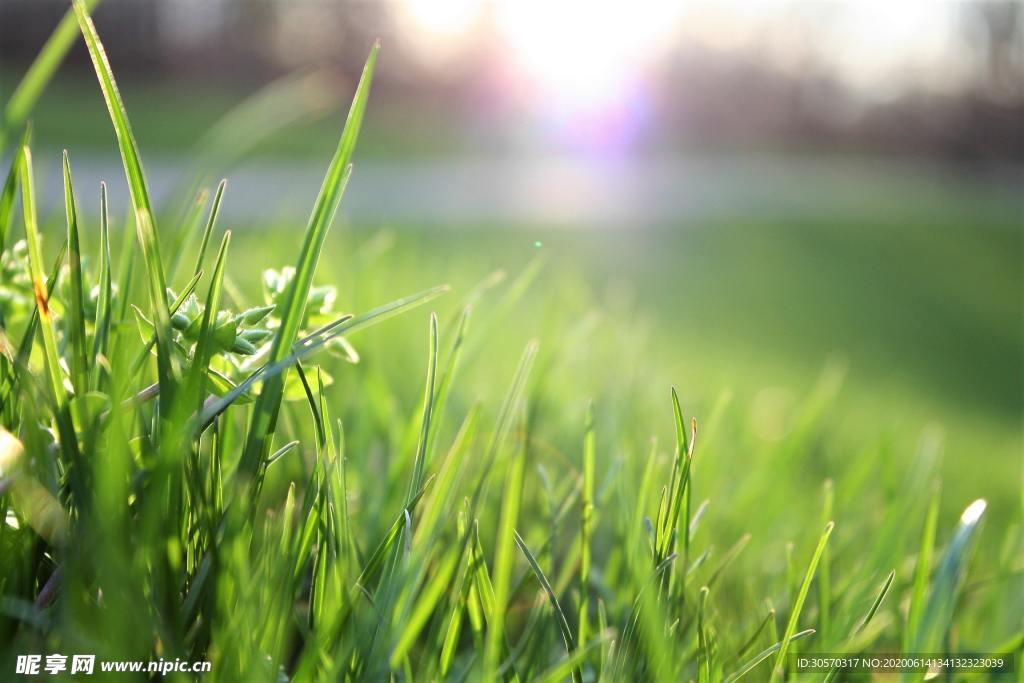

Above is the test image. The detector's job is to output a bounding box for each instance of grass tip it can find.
[960,499,986,524]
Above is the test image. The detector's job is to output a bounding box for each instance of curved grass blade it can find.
[724,629,816,683]
[822,570,895,683]
[423,304,472,465]
[514,529,582,683]
[857,569,895,635]
[196,285,447,431]
[352,476,435,593]
[733,608,777,662]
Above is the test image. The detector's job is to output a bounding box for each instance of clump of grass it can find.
[0,4,1019,682]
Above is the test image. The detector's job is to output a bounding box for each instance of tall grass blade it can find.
[514,529,582,683]
[483,423,527,681]
[72,0,176,406]
[90,182,112,391]
[910,499,986,653]
[239,42,379,488]
[904,481,941,652]
[769,521,834,682]
[18,146,67,408]
[578,402,595,655]
[62,152,89,395]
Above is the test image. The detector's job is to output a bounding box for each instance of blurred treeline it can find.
[1,0,1022,162]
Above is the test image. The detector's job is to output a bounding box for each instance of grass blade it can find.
[62,151,89,395]
[903,480,941,651]
[89,182,112,391]
[483,422,527,681]
[910,499,987,653]
[578,402,595,655]
[0,129,30,250]
[196,285,447,431]
[514,529,582,683]
[238,42,378,489]
[183,232,232,409]
[725,629,816,683]
[769,521,834,682]
[72,0,176,406]
[19,146,67,408]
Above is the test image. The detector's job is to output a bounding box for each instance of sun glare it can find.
[395,0,682,149]
[495,0,682,110]
[398,0,484,63]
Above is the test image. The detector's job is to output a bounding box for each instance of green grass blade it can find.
[821,570,896,683]
[578,402,595,654]
[725,629,816,683]
[72,0,177,405]
[405,312,438,506]
[192,179,226,277]
[184,232,231,409]
[818,479,834,642]
[856,569,895,636]
[62,151,89,395]
[904,481,941,651]
[353,476,435,593]
[238,42,378,487]
[514,529,582,683]
[533,638,607,683]
[733,608,777,662]
[423,304,472,465]
[911,499,987,653]
[389,548,460,668]
[769,521,834,683]
[18,146,67,408]
[89,182,112,391]
[468,340,538,516]
[196,285,447,431]
[483,425,527,681]
[0,130,30,250]
[392,406,481,652]
[15,237,68,369]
